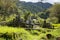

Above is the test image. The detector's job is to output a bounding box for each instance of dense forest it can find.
[0,0,60,40]
[17,1,52,13]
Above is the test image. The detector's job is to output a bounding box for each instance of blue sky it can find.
[20,0,60,4]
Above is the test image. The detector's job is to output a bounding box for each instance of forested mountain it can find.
[17,1,52,13]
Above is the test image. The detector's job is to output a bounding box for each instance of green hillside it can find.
[17,1,52,13]
[0,0,60,40]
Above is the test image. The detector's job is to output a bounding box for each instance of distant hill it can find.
[17,1,52,13]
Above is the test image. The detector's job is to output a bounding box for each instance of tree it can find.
[8,15,20,27]
[49,4,60,23]
[24,12,31,22]
[0,0,19,21]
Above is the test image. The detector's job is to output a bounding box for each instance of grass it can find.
[0,24,60,40]
[52,24,60,28]
[0,38,5,40]
[0,26,33,40]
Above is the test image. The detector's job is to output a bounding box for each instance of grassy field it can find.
[0,24,60,40]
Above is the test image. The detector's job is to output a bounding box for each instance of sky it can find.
[20,0,60,4]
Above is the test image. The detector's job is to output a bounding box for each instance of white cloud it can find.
[20,0,60,4]
[20,0,39,2]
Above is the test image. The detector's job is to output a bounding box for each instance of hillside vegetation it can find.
[0,0,60,40]
[17,1,52,13]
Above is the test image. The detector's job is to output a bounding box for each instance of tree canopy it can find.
[49,4,60,23]
[0,0,19,20]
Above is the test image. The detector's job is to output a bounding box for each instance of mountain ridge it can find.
[17,1,52,13]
